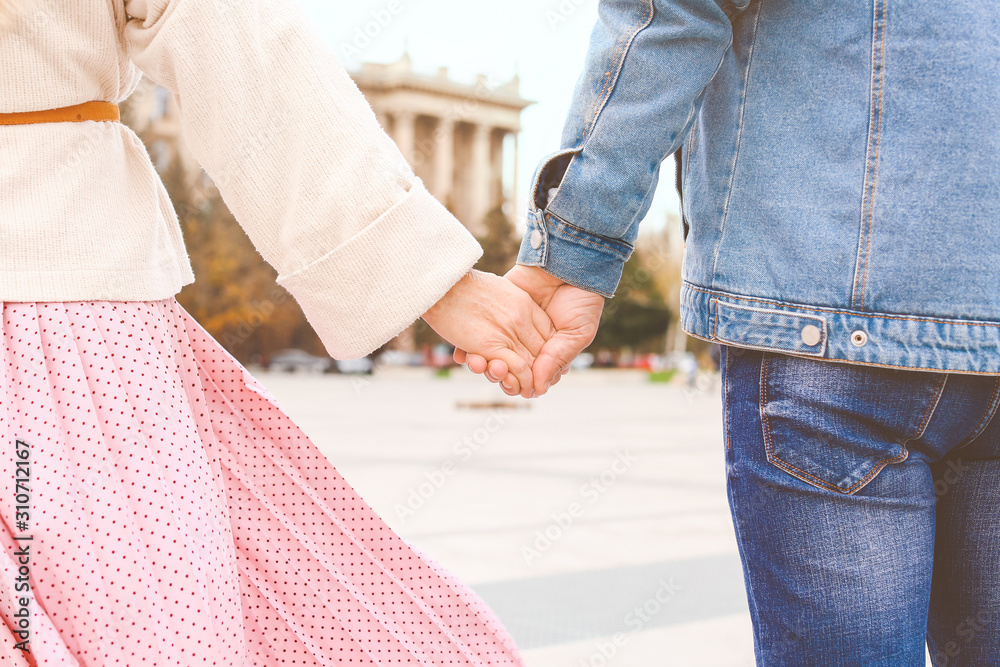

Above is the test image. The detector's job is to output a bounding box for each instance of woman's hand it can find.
[421,270,556,398]
[455,265,605,397]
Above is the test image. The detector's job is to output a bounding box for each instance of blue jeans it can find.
[721,346,1000,666]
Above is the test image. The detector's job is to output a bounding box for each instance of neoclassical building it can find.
[353,54,531,236]
[126,54,532,238]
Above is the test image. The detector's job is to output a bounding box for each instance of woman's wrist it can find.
[421,269,476,328]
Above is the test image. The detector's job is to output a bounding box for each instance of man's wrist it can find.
[516,210,628,299]
[509,264,565,287]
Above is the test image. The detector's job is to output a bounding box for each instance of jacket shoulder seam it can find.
[578,0,657,150]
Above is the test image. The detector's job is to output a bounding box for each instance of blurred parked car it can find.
[429,343,454,369]
[334,357,375,375]
[377,350,424,367]
[571,352,595,370]
[266,349,331,373]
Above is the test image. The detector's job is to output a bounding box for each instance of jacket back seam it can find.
[709,0,764,287]
[851,0,888,310]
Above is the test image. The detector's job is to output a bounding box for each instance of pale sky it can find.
[298,0,680,235]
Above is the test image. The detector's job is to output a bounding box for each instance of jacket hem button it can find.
[801,325,822,347]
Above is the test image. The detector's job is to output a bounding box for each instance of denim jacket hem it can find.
[681,282,1000,375]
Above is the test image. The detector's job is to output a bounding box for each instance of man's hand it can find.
[455,265,605,397]
[422,269,556,399]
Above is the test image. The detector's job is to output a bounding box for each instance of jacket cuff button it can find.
[530,229,544,250]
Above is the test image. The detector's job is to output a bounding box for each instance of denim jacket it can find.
[517,0,1000,375]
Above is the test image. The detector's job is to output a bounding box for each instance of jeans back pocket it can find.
[760,353,947,494]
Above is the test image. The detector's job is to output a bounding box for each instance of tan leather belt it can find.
[0,101,121,126]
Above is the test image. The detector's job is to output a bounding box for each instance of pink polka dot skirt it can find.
[0,299,524,666]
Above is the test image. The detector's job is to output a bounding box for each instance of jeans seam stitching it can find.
[955,376,1000,449]
[724,346,731,451]
[725,477,763,656]
[911,374,949,443]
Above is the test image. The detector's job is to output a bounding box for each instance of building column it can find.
[373,108,391,133]
[512,131,520,215]
[490,129,506,210]
[393,110,416,164]
[432,117,455,207]
[470,123,492,234]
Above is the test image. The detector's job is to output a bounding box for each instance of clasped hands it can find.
[421,265,605,398]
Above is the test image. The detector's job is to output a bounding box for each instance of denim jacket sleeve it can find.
[517,0,735,298]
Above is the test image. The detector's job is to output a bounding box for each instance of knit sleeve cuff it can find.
[275,179,483,359]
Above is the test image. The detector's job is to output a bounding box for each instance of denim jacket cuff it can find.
[516,206,631,299]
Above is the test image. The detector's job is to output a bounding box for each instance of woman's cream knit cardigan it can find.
[0,0,483,358]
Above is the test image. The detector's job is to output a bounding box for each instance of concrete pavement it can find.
[249,365,754,665]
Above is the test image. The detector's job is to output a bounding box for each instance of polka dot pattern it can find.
[0,299,524,666]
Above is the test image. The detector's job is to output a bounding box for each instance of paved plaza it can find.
[250,364,756,666]
[251,363,930,667]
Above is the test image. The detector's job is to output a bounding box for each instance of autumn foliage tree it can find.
[474,206,520,276]
[147,135,324,364]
